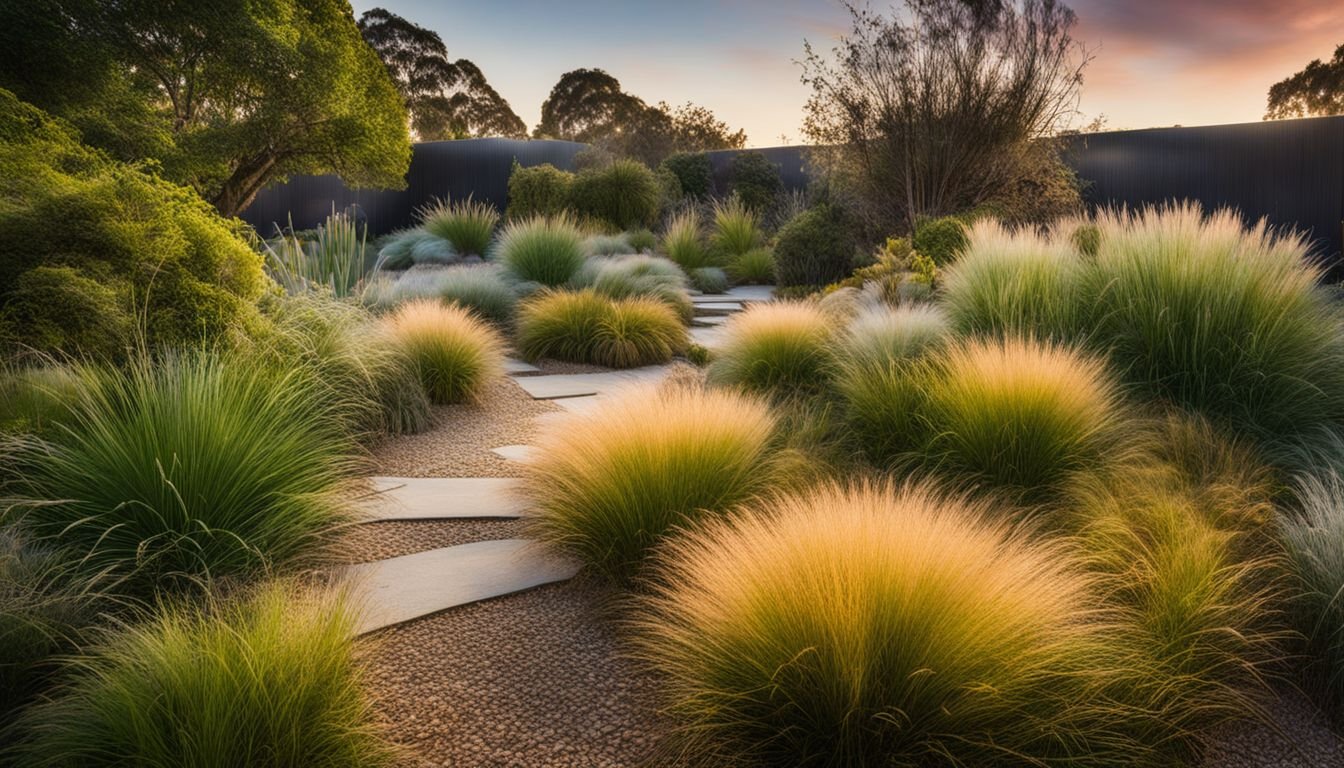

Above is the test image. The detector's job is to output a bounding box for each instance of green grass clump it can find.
[417,197,499,258]
[0,365,81,435]
[5,352,355,596]
[940,219,1087,340]
[263,208,369,298]
[727,247,774,285]
[626,228,658,253]
[384,299,504,404]
[375,229,440,270]
[1282,442,1344,708]
[9,583,396,767]
[709,196,763,257]
[523,381,783,583]
[383,264,520,326]
[634,480,1133,766]
[707,302,835,398]
[494,214,587,287]
[584,233,633,257]
[1085,203,1344,450]
[586,255,693,323]
[839,304,950,371]
[516,290,686,369]
[688,266,729,295]
[661,209,712,270]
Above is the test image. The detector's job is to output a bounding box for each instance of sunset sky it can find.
[355,0,1344,146]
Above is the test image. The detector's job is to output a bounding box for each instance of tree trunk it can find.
[211,154,279,219]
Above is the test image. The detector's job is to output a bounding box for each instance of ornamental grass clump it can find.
[494,214,587,287]
[9,583,397,768]
[709,195,763,257]
[383,299,504,404]
[523,381,782,583]
[707,302,835,398]
[727,246,775,285]
[586,255,693,323]
[583,233,633,257]
[634,480,1137,766]
[516,290,686,369]
[1085,202,1344,450]
[662,209,712,270]
[5,352,355,596]
[381,264,520,326]
[838,304,951,371]
[939,219,1087,340]
[417,197,499,258]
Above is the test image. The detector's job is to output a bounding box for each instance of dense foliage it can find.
[771,203,858,287]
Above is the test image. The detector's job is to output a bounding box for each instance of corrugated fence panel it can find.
[704,145,811,194]
[1065,116,1344,266]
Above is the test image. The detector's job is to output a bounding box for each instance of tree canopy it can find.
[0,0,411,218]
[1266,43,1344,120]
[358,7,527,140]
[534,68,745,164]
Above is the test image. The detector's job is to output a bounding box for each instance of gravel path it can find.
[337,518,531,564]
[363,580,674,768]
[1202,688,1343,767]
[372,377,559,478]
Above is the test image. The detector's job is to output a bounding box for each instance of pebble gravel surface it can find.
[338,518,531,564]
[364,580,676,768]
[373,377,559,478]
[1201,688,1343,767]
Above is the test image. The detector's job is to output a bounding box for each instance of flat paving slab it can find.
[692,315,730,327]
[490,444,535,463]
[513,365,670,400]
[360,477,526,520]
[689,325,729,348]
[693,301,744,314]
[347,539,580,634]
[503,358,542,375]
[690,285,773,303]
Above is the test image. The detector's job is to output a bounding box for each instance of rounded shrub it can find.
[383,299,504,404]
[939,219,1087,340]
[505,161,574,220]
[707,302,835,398]
[661,208,712,270]
[727,151,783,211]
[688,266,729,295]
[523,381,782,583]
[6,352,356,596]
[659,152,713,200]
[516,290,686,369]
[417,197,498,258]
[1085,203,1344,448]
[10,583,396,767]
[727,247,775,285]
[583,233,633,257]
[1,266,132,361]
[773,203,857,288]
[634,480,1125,766]
[375,229,454,270]
[569,158,661,230]
[494,214,587,287]
[912,215,970,265]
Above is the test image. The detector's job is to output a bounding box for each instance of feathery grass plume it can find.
[516,289,686,368]
[378,264,520,326]
[383,299,504,404]
[523,381,783,584]
[263,294,432,438]
[586,255,694,323]
[0,364,81,436]
[263,208,369,298]
[662,208,713,270]
[634,480,1144,766]
[5,351,356,596]
[417,196,499,258]
[1085,202,1344,451]
[626,228,658,253]
[709,195,763,257]
[583,233,633,257]
[706,301,835,398]
[940,218,1087,340]
[688,266,729,294]
[839,304,951,372]
[727,246,775,285]
[494,213,587,287]
[9,582,397,767]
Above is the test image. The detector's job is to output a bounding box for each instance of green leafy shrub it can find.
[0,89,265,358]
[940,219,1086,340]
[727,247,775,285]
[523,381,783,583]
[383,299,504,404]
[709,195,763,257]
[6,352,355,596]
[727,151,782,211]
[626,228,658,253]
[772,203,858,287]
[689,267,729,295]
[707,302,835,398]
[418,197,498,258]
[505,161,574,220]
[263,208,369,298]
[569,159,661,230]
[912,215,969,265]
[661,208,712,270]
[635,480,1137,766]
[585,255,693,323]
[516,290,686,368]
[9,583,396,767]
[494,214,587,287]
[659,152,713,199]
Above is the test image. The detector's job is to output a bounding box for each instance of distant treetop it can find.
[1266,43,1344,120]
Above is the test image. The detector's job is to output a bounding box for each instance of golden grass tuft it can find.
[707,301,834,397]
[383,298,504,404]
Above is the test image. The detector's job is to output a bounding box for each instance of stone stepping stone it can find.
[359,477,526,521]
[490,444,535,463]
[694,301,744,315]
[550,394,604,414]
[725,285,775,302]
[346,539,579,634]
[513,365,669,400]
[692,315,730,327]
[689,325,729,348]
[503,358,541,375]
